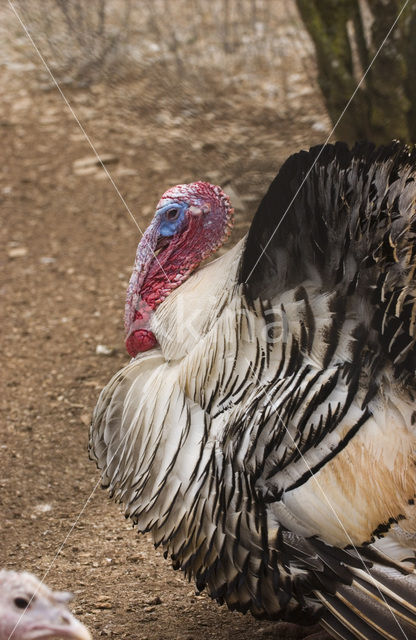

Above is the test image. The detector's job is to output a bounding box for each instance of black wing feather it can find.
[240,141,416,382]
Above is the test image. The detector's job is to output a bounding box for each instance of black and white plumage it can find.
[90,142,416,640]
[0,570,91,640]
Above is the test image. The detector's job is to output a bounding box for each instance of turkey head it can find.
[125,182,234,357]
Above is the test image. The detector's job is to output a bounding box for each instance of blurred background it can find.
[1,1,415,639]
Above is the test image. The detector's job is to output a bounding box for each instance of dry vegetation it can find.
[1,2,332,638]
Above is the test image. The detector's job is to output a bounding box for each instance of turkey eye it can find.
[14,597,30,609]
[166,208,179,221]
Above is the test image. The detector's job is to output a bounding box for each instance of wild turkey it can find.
[0,569,91,640]
[90,142,416,640]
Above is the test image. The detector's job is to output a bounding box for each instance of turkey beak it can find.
[25,601,92,640]
[42,610,92,640]
[125,218,160,334]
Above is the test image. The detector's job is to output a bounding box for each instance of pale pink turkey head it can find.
[0,570,91,640]
[125,181,234,357]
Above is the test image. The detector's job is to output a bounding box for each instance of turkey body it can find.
[90,143,416,640]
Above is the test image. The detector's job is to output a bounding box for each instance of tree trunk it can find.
[296,0,416,145]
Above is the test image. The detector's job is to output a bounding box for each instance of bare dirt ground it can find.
[1,3,333,639]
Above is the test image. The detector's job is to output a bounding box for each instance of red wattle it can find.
[126,329,157,357]
[125,300,157,356]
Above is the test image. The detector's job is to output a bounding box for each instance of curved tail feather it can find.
[317,563,416,640]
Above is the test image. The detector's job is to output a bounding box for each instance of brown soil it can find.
[1,5,333,639]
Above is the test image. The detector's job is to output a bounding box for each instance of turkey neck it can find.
[149,239,246,360]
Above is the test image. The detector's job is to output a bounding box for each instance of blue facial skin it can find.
[157,201,189,237]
